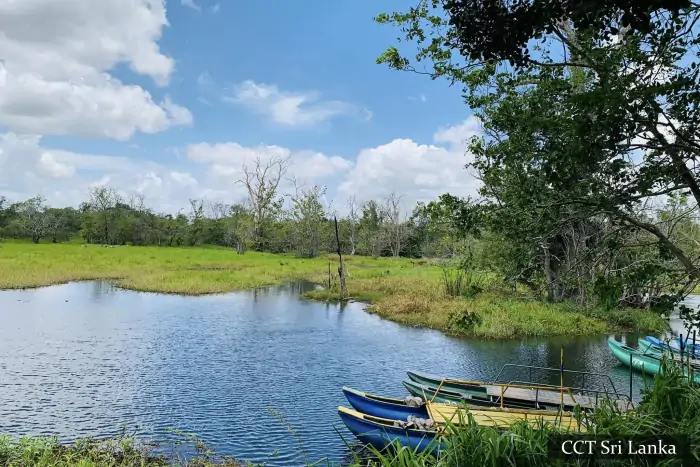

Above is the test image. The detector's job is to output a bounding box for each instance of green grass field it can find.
[0,242,667,338]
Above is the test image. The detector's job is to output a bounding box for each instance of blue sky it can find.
[0,0,481,214]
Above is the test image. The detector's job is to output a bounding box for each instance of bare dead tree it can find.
[347,194,359,255]
[237,154,291,249]
[382,191,410,258]
[208,201,229,220]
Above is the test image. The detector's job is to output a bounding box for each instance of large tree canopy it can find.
[376,0,700,310]
[444,0,691,65]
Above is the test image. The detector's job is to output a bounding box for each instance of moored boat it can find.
[337,402,586,454]
[342,386,430,421]
[425,401,587,432]
[645,336,700,358]
[638,338,700,367]
[406,370,628,411]
[608,337,700,383]
[403,379,497,407]
[337,406,446,454]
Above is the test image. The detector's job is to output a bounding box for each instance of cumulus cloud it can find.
[1,116,482,216]
[0,0,192,140]
[226,80,369,127]
[338,117,482,207]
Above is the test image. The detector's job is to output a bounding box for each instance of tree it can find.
[288,180,328,258]
[443,0,691,66]
[359,200,386,258]
[225,204,254,254]
[376,1,700,309]
[346,195,360,255]
[237,154,290,250]
[87,186,121,244]
[382,192,411,257]
[15,196,49,244]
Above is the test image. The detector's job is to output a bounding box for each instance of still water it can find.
[0,282,689,465]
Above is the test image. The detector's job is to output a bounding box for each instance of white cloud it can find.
[0,117,482,216]
[0,0,192,140]
[226,80,369,127]
[181,0,201,11]
[338,117,482,208]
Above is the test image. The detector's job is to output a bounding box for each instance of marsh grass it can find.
[0,242,667,338]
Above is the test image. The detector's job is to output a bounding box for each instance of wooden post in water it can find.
[334,216,348,300]
[328,262,331,289]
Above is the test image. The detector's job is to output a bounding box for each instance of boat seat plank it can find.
[484,385,589,406]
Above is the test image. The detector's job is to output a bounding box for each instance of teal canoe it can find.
[608,337,700,384]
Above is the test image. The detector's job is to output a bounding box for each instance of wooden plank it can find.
[484,385,588,406]
[483,385,632,411]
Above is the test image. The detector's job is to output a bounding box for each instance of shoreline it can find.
[0,242,668,339]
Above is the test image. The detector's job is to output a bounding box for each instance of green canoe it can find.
[607,337,700,384]
[405,371,588,411]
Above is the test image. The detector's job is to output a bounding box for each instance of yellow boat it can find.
[426,401,587,432]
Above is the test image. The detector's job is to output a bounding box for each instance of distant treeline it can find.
[3,151,700,317]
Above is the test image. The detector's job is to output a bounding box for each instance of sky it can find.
[0,0,482,215]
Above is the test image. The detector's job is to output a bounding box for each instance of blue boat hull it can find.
[338,407,445,454]
[342,387,429,420]
[646,336,700,356]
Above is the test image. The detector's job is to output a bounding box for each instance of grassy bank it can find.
[0,242,667,338]
[0,433,248,467]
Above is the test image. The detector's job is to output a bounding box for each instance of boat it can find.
[337,406,446,454]
[607,337,700,383]
[342,386,430,420]
[406,370,627,411]
[638,339,700,367]
[338,402,586,454]
[424,401,586,432]
[403,378,562,410]
[645,336,700,357]
[403,379,496,406]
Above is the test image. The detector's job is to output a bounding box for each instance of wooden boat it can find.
[337,406,446,454]
[403,379,497,407]
[403,378,562,410]
[425,401,587,432]
[337,402,586,453]
[342,386,430,421]
[406,370,629,411]
[607,337,700,383]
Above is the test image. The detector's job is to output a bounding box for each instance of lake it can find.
[0,281,689,465]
